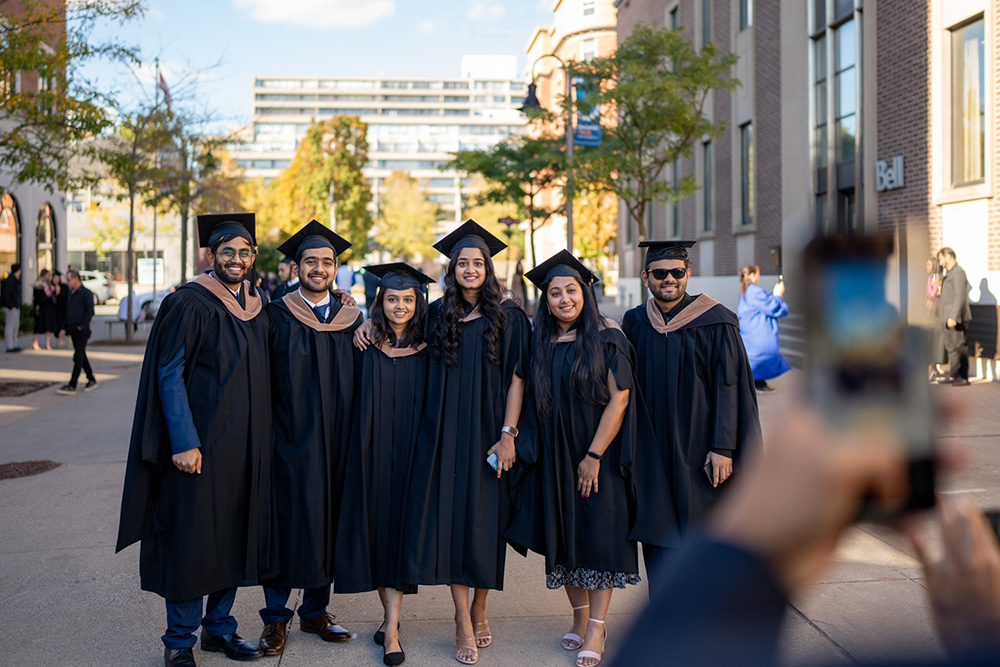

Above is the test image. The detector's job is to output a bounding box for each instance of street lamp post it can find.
[520,54,574,254]
[498,215,519,282]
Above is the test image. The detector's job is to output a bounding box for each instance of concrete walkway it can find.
[1,337,998,665]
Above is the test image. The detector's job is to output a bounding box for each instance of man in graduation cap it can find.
[257,219,365,657]
[620,241,761,581]
[270,257,298,300]
[117,213,275,667]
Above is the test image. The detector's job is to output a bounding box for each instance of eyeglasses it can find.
[217,248,254,261]
[649,267,687,281]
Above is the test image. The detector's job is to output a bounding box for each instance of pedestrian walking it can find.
[1,262,22,352]
[737,265,791,393]
[936,247,972,386]
[346,262,434,667]
[116,213,275,667]
[257,220,363,657]
[506,251,675,667]
[52,271,68,348]
[620,241,761,585]
[56,270,97,394]
[32,269,57,350]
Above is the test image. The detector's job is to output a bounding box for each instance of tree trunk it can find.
[634,202,649,302]
[125,184,135,343]
[180,198,189,283]
[528,217,539,304]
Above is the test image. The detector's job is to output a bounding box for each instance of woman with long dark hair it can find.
[505,250,670,667]
[400,220,529,665]
[345,262,433,666]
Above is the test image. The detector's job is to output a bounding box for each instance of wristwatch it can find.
[501,425,519,439]
[586,450,603,461]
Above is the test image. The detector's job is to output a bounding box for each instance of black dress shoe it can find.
[374,621,400,646]
[164,647,196,666]
[383,640,405,666]
[259,622,287,656]
[301,611,351,642]
[951,377,971,386]
[200,632,263,661]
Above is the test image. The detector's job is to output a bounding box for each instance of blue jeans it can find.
[162,588,238,649]
[260,585,330,625]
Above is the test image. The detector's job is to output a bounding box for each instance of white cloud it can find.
[233,0,395,29]
[417,19,435,35]
[535,0,551,11]
[467,1,505,21]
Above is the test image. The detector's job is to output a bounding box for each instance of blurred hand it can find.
[947,318,957,329]
[332,289,356,307]
[709,406,909,591]
[486,433,516,479]
[172,448,202,474]
[705,451,733,487]
[773,282,786,298]
[577,456,600,498]
[353,319,373,351]
[910,498,1000,659]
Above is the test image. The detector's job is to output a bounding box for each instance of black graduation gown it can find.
[265,291,367,593]
[341,341,429,592]
[402,299,530,590]
[505,325,658,577]
[116,277,276,602]
[621,294,762,537]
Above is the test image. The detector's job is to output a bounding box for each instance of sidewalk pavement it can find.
[2,338,999,665]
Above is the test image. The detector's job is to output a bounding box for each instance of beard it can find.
[214,258,248,286]
[648,279,686,304]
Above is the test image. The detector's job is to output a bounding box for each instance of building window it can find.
[834,18,856,162]
[815,193,827,235]
[579,38,598,62]
[814,34,828,168]
[0,193,20,277]
[583,0,595,16]
[740,0,753,30]
[702,0,711,46]
[37,203,55,274]
[951,17,985,186]
[669,6,679,29]
[741,123,754,225]
[672,158,681,237]
[703,140,714,233]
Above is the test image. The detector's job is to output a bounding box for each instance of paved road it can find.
[1,337,999,665]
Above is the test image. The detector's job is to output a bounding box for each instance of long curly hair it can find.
[739,264,760,296]
[530,277,609,418]
[369,287,427,349]
[431,247,506,368]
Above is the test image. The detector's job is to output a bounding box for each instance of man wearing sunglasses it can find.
[621,240,761,586]
[118,213,276,667]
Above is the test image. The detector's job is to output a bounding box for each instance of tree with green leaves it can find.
[0,0,144,190]
[264,116,373,261]
[568,22,739,247]
[448,132,565,268]
[373,171,438,262]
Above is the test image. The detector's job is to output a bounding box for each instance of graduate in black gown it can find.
[620,241,761,578]
[399,220,530,665]
[257,220,363,657]
[505,251,673,667]
[345,262,434,667]
[117,213,274,666]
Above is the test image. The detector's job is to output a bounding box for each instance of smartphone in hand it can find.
[487,452,499,471]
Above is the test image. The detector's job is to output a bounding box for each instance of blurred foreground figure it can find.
[611,405,1000,666]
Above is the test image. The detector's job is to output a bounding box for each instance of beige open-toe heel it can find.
[473,620,492,648]
[455,636,478,664]
[562,604,589,650]
[576,618,606,667]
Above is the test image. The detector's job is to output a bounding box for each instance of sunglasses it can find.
[648,267,688,281]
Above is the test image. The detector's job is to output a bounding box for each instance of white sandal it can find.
[576,618,606,667]
[561,604,589,650]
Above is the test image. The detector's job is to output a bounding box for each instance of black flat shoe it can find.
[374,621,400,646]
[383,640,405,666]
[200,632,263,661]
[164,647,196,666]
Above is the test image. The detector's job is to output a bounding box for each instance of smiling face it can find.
[382,287,418,328]
[297,247,337,294]
[209,237,255,287]
[453,247,486,292]
[643,258,690,309]
[546,276,585,329]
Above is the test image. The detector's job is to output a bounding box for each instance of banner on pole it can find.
[573,75,602,147]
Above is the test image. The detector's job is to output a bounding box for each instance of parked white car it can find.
[78,270,111,304]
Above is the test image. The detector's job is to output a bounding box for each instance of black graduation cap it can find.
[639,240,697,266]
[198,213,256,249]
[277,219,351,262]
[524,250,600,289]
[433,219,507,259]
[363,262,434,291]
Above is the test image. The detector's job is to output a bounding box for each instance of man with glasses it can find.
[620,241,761,584]
[256,219,364,657]
[117,213,276,667]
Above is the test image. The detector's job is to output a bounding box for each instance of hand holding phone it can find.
[486,452,499,471]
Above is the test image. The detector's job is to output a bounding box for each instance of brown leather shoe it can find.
[300,611,351,642]
[259,622,287,656]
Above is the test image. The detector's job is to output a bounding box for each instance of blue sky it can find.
[83,0,553,129]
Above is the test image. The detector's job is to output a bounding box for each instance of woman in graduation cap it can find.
[344,262,434,667]
[505,250,671,667]
[371,220,529,665]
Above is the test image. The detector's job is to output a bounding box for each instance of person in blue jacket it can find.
[737,265,790,393]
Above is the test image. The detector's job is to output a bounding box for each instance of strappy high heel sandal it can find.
[576,618,606,667]
[561,604,589,650]
[473,620,492,648]
[455,636,479,664]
